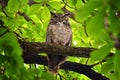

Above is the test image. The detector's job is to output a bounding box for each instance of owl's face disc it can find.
[50,13,70,24]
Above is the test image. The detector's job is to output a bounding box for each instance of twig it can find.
[0,29,9,37]
[57,73,66,80]
[62,0,76,9]
[17,11,35,24]
[90,60,105,68]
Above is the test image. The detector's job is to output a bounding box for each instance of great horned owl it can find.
[46,13,72,75]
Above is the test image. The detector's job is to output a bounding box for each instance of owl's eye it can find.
[63,20,69,25]
[63,20,67,24]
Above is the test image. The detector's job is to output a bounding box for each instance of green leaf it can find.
[19,68,34,80]
[112,50,120,80]
[112,0,120,10]
[48,0,64,10]
[111,71,120,80]
[108,8,120,36]
[29,4,42,15]
[75,0,83,9]
[101,62,113,74]
[41,5,51,27]
[90,44,113,62]
[6,0,20,12]
[0,28,7,36]
[0,54,6,65]
[41,72,55,80]
[86,7,109,46]
[0,32,22,56]
[67,0,77,8]
[20,0,28,5]
[0,32,23,75]
[0,11,6,18]
[70,18,90,47]
[34,0,43,2]
[114,50,120,72]
[86,8,105,36]
[68,56,80,63]
[75,0,103,22]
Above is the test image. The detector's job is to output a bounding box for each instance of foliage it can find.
[0,0,120,80]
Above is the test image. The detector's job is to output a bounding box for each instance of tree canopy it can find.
[0,0,120,80]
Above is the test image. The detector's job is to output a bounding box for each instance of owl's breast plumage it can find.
[47,22,72,46]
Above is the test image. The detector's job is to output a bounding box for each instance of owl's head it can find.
[50,13,70,25]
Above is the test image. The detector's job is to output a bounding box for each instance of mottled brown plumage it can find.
[46,13,72,75]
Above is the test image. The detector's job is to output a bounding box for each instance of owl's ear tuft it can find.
[61,13,70,18]
[51,13,59,18]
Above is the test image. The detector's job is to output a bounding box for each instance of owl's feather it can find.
[46,13,72,75]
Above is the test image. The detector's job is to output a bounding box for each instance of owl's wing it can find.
[46,24,54,43]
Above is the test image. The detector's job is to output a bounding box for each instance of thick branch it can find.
[0,0,8,8]
[23,54,109,80]
[19,40,95,58]
[20,40,110,80]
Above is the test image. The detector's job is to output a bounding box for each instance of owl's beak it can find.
[57,22,64,26]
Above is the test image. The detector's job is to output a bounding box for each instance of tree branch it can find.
[19,40,95,58]
[23,54,109,80]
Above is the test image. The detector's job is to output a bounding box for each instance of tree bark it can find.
[19,40,95,58]
[20,40,109,80]
[23,54,109,80]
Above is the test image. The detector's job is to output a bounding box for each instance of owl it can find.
[46,13,72,75]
